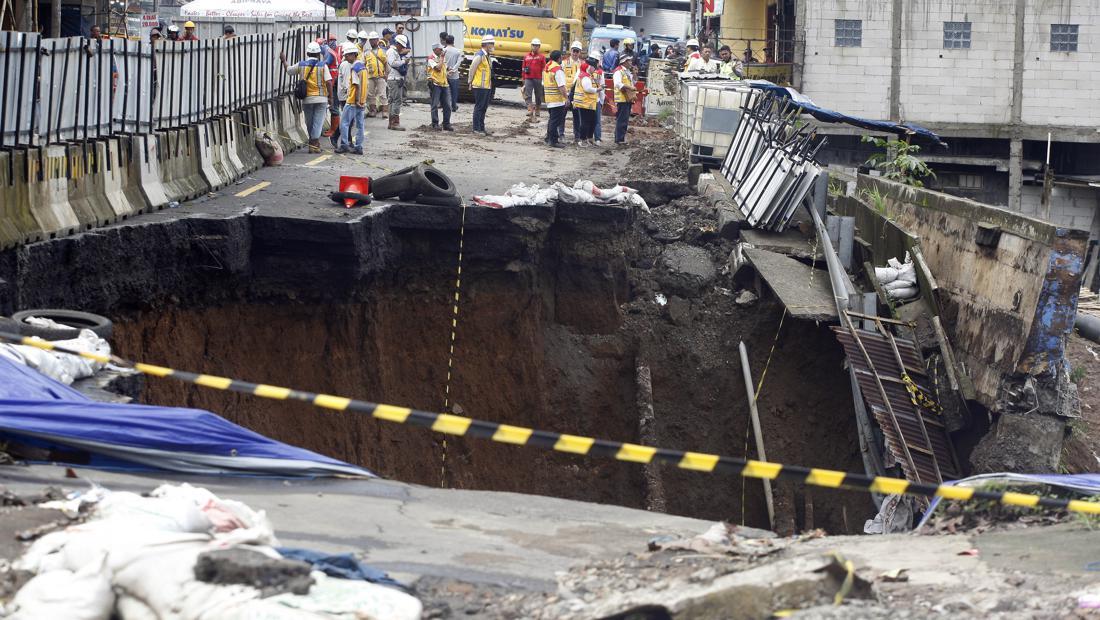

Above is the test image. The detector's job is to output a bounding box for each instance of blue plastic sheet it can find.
[276,547,406,590]
[0,354,371,477]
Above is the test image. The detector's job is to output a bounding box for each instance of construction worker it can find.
[380,28,393,50]
[443,34,462,112]
[357,30,370,53]
[542,49,567,148]
[427,43,453,131]
[222,24,236,39]
[280,42,334,153]
[385,33,410,131]
[346,28,359,50]
[521,38,545,122]
[612,54,636,145]
[574,53,600,146]
[698,46,720,72]
[562,40,583,141]
[590,51,605,146]
[622,37,636,57]
[337,43,367,155]
[718,45,745,79]
[166,24,180,40]
[181,21,199,41]
[364,32,387,118]
[684,39,704,71]
[337,44,359,150]
[469,34,494,135]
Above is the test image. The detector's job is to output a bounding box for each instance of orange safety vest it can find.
[575,67,598,110]
[543,61,564,104]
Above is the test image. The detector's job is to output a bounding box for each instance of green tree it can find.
[862,135,936,188]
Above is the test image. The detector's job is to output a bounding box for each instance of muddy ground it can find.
[1062,334,1100,473]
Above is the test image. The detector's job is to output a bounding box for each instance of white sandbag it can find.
[874,266,899,283]
[3,324,109,385]
[887,286,919,300]
[95,491,214,534]
[883,279,913,292]
[8,555,114,620]
[895,262,917,285]
[474,180,649,212]
[265,572,422,620]
[150,483,277,546]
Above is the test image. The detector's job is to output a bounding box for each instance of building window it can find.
[958,174,983,189]
[943,21,972,49]
[1051,24,1079,52]
[835,19,862,47]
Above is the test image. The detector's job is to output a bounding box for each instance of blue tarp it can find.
[746,81,947,146]
[0,355,372,477]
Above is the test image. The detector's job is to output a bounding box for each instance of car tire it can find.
[11,309,114,341]
[411,195,463,207]
[370,169,417,199]
[414,165,457,198]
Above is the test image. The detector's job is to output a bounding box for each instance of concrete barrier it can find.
[195,123,229,192]
[129,134,169,211]
[0,150,43,249]
[231,110,265,174]
[220,117,247,179]
[66,143,119,230]
[283,96,309,148]
[26,145,81,237]
[158,129,210,202]
[97,139,135,220]
[110,138,149,215]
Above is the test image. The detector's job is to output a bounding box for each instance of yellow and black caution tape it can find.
[902,373,944,415]
[3,330,1098,516]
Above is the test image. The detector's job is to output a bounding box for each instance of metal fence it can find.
[0,27,319,148]
[181,15,464,58]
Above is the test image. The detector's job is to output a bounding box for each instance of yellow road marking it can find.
[235,181,270,197]
[304,154,332,166]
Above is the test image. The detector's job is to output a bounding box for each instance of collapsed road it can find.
[0,85,1098,618]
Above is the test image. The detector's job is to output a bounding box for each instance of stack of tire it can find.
[371,164,461,207]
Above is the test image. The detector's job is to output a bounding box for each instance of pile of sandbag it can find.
[6,484,422,620]
[874,254,919,301]
[473,180,650,212]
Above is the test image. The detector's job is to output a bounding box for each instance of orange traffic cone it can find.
[335,175,371,209]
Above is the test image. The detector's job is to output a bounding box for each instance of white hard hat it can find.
[306,41,322,54]
[342,42,359,54]
[686,38,699,48]
[481,34,495,44]
[346,28,358,39]
[367,31,379,39]
[570,40,582,50]
[394,34,409,47]
[531,38,541,46]
[359,30,370,39]
[167,24,179,32]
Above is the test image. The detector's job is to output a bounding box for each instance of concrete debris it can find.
[193,548,314,597]
[734,290,758,306]
[659,243,718,294]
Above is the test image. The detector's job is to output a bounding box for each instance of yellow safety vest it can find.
[543,61,564,104]
[363,48,386,78]
[347,61,367,106]
[613,67,633,103]
[470,49,492,89]
[428,53,448,86]
[299,59,327,97]
[562,57,580,88]
[575,69,598,110]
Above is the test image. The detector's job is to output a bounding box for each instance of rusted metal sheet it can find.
[833,327,960,484]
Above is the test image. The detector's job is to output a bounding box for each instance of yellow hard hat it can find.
[184,20,196,28]
[624,38,635,45]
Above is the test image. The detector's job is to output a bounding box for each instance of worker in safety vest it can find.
[336,43,367,155]
[380,28,393,50]
[542,49,567,148]
[468,34,494,135]
[684,38,704,71]
[337,44,360,151]
[612,54,636,145]
[718,45,745,79]
[280,41,334,153]
[562,40,583,142]
[590,52,605,146]
[385,33,410,131]
[427,42,453,131]
[346,28,359,51]
[357,30,370,54]
[364,32,387,118]
[574,53,600,146]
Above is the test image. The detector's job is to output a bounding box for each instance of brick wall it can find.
[800,0,893,120]
[1021,185,1100,236]
[1021,0,1100,127]
[799,0,1100,129]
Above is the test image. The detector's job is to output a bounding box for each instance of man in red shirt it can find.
[521,39,547,122]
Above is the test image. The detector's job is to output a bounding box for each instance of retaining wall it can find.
[0,96,305,251]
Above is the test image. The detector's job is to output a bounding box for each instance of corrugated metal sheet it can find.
[630,8,690,39]
[834,326,960,485]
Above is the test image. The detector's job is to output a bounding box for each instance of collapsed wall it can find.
[0,194,870,533]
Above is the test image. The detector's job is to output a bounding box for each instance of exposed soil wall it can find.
[3,193,871,533]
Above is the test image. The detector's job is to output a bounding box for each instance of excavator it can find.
[446,0,588,95]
